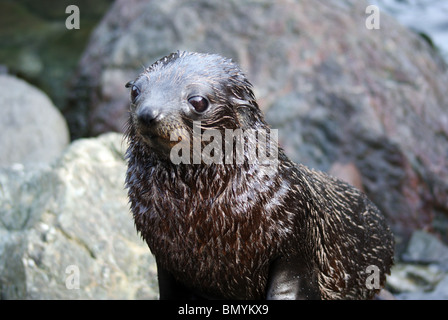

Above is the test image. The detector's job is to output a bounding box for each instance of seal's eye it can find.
[130,85,140,103]
[188,96,209,113]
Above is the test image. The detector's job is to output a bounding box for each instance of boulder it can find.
[0,133,158,299]
[0,75,70,168]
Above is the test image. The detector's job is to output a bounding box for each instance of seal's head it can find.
[125,51,267,159]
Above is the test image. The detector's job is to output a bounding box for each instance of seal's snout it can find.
[137,104,161,127]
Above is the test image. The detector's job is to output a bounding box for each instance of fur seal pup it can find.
[125,51,394,299]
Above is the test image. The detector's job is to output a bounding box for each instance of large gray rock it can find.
[64,0,448,241]
[0,133,158,299]
[0,75,70,168]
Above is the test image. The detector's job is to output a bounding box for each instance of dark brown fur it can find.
[125,51,394,299]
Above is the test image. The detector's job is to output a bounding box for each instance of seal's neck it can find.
[126,135,289,203]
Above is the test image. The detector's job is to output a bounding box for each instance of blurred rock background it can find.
[1,0,447,299]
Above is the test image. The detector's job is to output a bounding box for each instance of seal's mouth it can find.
[137,122,185,157]
[139,129,160,141]
[137,125,160,140]
[138,129,168,145]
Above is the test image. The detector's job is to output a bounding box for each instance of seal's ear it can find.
[125,80,134,88]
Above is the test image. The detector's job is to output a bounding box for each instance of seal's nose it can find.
[137,105,161,127]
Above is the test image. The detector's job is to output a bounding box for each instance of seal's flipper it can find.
[266,257,321,300]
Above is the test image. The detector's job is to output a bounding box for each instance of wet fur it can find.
[125,51,394,299]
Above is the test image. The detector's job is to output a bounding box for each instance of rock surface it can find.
[0,74,70,167]
[65,0,448,244]
[387,231,448,299]
[0,133,158,299]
